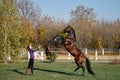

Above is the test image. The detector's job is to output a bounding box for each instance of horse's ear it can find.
[63,25,71,32]
[66,25,71,31]
[68,25,72,29]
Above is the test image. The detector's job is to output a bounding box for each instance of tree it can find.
[112,19,120,48]
[70,5,96,27]
[19,16,36,48]
[16,0,42,27]
[39,15,66,47]
[36,25,46,46]
[69,6,97,48]
[0,0,21,61]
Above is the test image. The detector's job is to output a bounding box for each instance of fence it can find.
[30,48,120,62]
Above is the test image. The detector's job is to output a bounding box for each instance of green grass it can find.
[0,61,120,80]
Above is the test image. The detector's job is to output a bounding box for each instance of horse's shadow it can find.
[34,68,80,76]
[6,69,25,75]
[6,68,80,76]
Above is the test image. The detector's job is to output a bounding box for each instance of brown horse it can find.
[45,45,51,60]
[55,25,95,76]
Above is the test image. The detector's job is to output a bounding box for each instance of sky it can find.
[32,0,120,22]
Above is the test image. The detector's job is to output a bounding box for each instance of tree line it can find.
[0,0,120,61]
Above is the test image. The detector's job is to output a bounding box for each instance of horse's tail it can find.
[85,57,95,75]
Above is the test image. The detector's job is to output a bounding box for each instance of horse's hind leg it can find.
[81,65,85,76]
[74,58,80,72]
[74,58,85,76]
[74,66,80,72]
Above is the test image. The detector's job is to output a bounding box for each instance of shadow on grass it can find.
[34,68,80,76]
[6,69,25,75]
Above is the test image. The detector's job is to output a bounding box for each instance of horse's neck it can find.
[67,35,76,43]
[63,39,74,50]
[64,38,72,45]
[63,39,77,57]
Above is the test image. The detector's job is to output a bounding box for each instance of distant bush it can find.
[50,52,57,63]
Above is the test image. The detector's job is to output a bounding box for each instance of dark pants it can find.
[27,58,34,73]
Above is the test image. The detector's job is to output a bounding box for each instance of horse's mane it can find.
[64,25,76,43]
[69,27,76,42]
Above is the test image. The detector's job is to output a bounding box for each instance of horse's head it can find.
[63,25,71,34]
[54,27,69,43]
[62,25,76,42]
[54,25,76,43]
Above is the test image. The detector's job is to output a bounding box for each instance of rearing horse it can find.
[55,25,95,76]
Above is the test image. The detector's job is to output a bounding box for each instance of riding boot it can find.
[25,68,28,76]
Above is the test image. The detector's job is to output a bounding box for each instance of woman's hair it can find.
[27,45,30,50]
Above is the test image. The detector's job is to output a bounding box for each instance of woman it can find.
[25,45,39,76]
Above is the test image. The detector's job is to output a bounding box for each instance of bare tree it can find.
[70,5,96,27]
[16,0,42,27]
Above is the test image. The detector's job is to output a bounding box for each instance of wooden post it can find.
[102,48,104,55]
[95,50,98,61]
[85,48,88,55]
[68,52,71,60]
[41,51,44,61]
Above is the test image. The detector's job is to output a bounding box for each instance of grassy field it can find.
[0,61,120,80]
